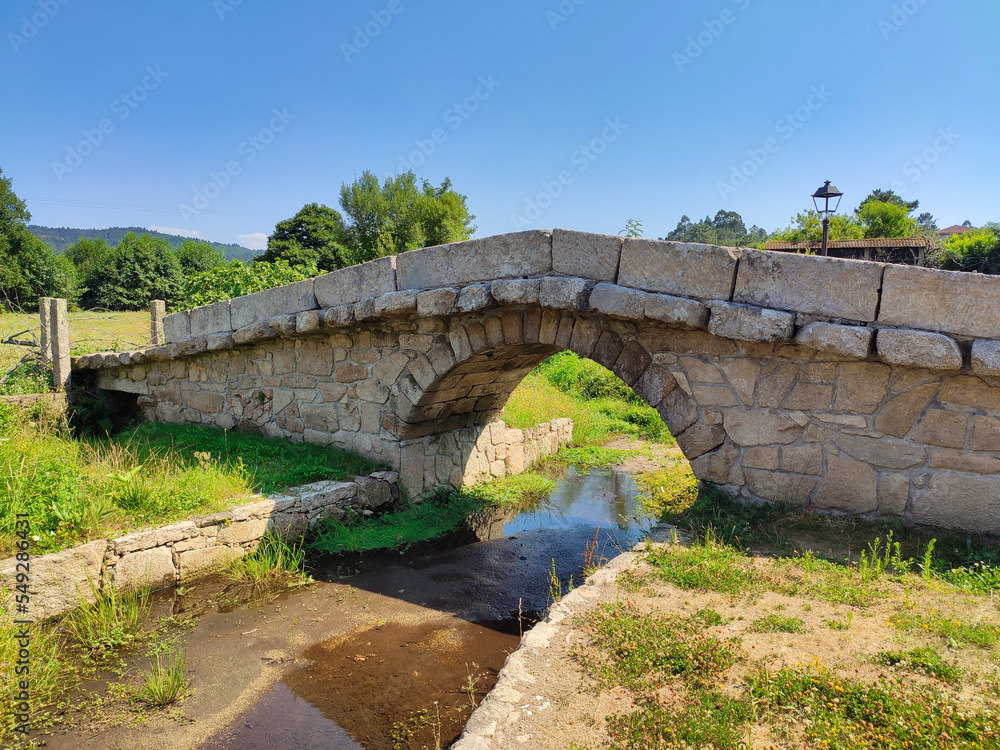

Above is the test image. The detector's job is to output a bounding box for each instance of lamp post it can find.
[811,180,843,257]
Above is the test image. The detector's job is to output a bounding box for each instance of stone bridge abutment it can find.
[76,229,1000,535]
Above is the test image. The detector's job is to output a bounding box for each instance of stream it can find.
[47,467,659,750]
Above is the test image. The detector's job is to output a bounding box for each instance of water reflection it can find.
[503,467,654,548]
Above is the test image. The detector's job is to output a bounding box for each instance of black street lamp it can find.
[811,180,843,257]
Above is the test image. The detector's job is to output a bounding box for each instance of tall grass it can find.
[226,533,309,590]
[63,583,150,661]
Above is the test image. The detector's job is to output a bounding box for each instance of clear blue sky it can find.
[2,0,997,250]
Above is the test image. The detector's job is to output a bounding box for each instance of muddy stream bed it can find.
[46,467,658,750]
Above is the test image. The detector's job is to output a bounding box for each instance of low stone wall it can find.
[407,417,573,491]
[0,471,400,622]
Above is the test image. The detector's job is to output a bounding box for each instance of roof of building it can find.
[938,225,976,236]
[765,238,930,251]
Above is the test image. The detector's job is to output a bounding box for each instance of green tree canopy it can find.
[934,227,1000,274]
[89,232,185,310]
[857,200,919,239]
[261,203,352,271]
[263,171,476,271]
[768,211,864,243]
[665,210,767,247]
[175,239,226,275]
[0,168,78,310]
[856,189,919,214]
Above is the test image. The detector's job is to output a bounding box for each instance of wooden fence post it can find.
[38,296,53,365]
[150,299,165,346]
[50,298,70,392]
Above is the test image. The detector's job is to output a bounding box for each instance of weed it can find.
[889,610,1000,649]
[826,610,854,630]
[582,527,602,576]
[547,558,572,604]
[463,662,482,710]
[139,647,188,707]
[576,602,742,691]
[874,646,962,683]
[63,584,150,662]
[923,537,937,585]
[750,614,806,634]
[225,533,309,591]
[606,690,752,750]
[748,662,998,749]
[693,607,723,626]
[644,536,764,596]
[634,463,700,518]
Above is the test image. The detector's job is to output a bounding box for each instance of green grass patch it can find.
[1,590,70,744]
[225,533,310,591]
[889,611,1000,649]
[309,490,483,555]
[62,584,150,664]
[748,664,998,749]
[606,691,752,750]
[750,614,806,634]
[874,646,962,683]
[576,602,742,691]
[644,537,765,596]
[138,647,188,707]
[550,445,635,470]
[0,413,384,557]
[121,422,383,494]
[503,355,674,446]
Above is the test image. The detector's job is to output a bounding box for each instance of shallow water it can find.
[200,467,653,749]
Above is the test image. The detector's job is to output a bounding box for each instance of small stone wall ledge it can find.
[0,470,401,622]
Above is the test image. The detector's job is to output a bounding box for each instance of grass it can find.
[749,613,806,633]
[503,353,674,446]
[568,491,1000,750]
[873,646,962,683]
[644,534,766,596]
[63,584,150,664]
[575,601,742,691]
[747,663,998,749]
[138,648,188,707]
[888,610,1000,649]
[0,409,384,557]
[225,533,310,591]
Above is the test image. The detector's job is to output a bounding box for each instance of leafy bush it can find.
[934,227,1000,274]
[535,351,641,403]
[177,258,317,311]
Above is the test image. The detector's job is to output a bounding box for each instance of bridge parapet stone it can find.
[618,238,739,301]
[880,264,1000,339]
[734,249,884,323]
[395,230,553,291]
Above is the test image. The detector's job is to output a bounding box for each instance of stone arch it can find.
[381,307,715,493]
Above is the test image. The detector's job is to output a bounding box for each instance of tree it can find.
[265,171,476,271]
[0,168,78,310]
[857,200,919,239]
[261,203,352,271]
[856,189,919,214]
[935,227,1000,274]
[89,232,185,310]
[175,239,226,275]
[665,210,767,247]
[768,211,863,243]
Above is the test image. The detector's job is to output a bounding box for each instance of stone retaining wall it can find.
[0,471,400,622]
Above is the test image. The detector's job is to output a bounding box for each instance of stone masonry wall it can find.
[0,471,400,622]
[75,229,1000,535]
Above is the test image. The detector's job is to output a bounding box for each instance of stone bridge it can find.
[76,229,1000,535]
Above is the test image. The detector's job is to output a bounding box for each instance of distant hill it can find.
[27,225,259,262]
